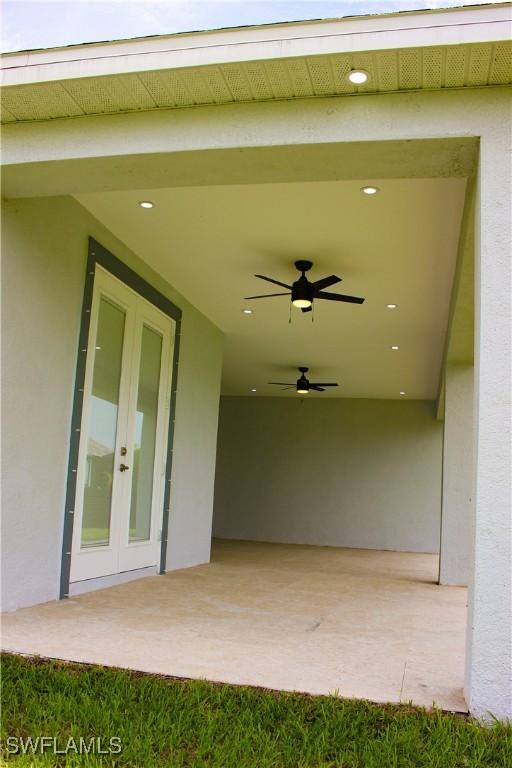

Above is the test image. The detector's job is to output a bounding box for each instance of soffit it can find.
[2,3,511,124]
[1,40,510,124]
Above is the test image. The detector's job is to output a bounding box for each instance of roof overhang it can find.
[1,4,510,123]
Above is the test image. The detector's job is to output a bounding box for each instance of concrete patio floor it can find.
[1,539,468,711]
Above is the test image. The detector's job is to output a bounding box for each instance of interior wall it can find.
[213,397,442,553]
[1,196,223,611]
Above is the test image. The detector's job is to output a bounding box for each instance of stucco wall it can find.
[213,397,442,553]
[439,364,474,586]
[1,196,223,611]
[465,138,512,721]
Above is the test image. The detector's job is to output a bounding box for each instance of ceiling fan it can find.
[269,367,338,393]
[244,260,365,312]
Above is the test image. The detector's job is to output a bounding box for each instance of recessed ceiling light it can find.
[251,388,257,392]
[139,201,154,209]
[391,345,400,350]
[386,303,398,309]
[242,309,253,315]
[399,391,406,396]
[95,346,101,350]
[361,186,379,195]
[348,69,369,85]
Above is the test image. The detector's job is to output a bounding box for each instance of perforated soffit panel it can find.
[1,41,511,123]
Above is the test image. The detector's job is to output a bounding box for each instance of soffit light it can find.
[361,186,379,195]
[391,345,400,350]
[400,391,406,396]
[386,303,398,309]
[348,69,369,85]
[139,201,154,209]
[242,309,253,315]
[251,388,257,392]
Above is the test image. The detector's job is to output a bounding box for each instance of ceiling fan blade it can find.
[312,275,342,291]
[280,386,295,390]
[309,385,325,392]
[255,274,292,290]
[301,305,313,313]
[244,292,290,300]
[268,382,294,386]
[310,382,339,387]
[316,291,365,304]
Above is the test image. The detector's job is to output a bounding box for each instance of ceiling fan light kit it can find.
[292,298,313,309]
[291,260,314,309]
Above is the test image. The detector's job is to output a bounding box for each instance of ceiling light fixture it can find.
[292,298,313,309]
[297,387,309,394]
[139,201,154,209]
[348,69,369,85]
[242,309,253,315]
[391,345,400,350]
[361,186,379,195]
[251,388,257,392]
[386,303,398,309]
[399,391,406,396]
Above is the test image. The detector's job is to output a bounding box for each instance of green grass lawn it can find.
[1,653,511,767]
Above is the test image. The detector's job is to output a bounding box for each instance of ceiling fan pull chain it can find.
[289,301,292,324]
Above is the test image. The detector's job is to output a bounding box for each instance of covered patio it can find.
[1,539,467,711]
[1,3,510,722]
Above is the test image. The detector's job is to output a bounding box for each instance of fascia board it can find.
[1,4,511,87]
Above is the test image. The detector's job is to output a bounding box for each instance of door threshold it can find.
[68,566,158,597]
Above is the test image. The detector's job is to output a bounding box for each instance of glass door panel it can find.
[80,297,125,548]
[129,325,163,543]
[71,264,175,583]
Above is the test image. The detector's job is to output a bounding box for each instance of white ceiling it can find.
[76,176,466,399]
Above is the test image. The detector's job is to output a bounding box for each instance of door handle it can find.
[119,463,130,472]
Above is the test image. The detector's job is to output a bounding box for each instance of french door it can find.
[70,266,174,582]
